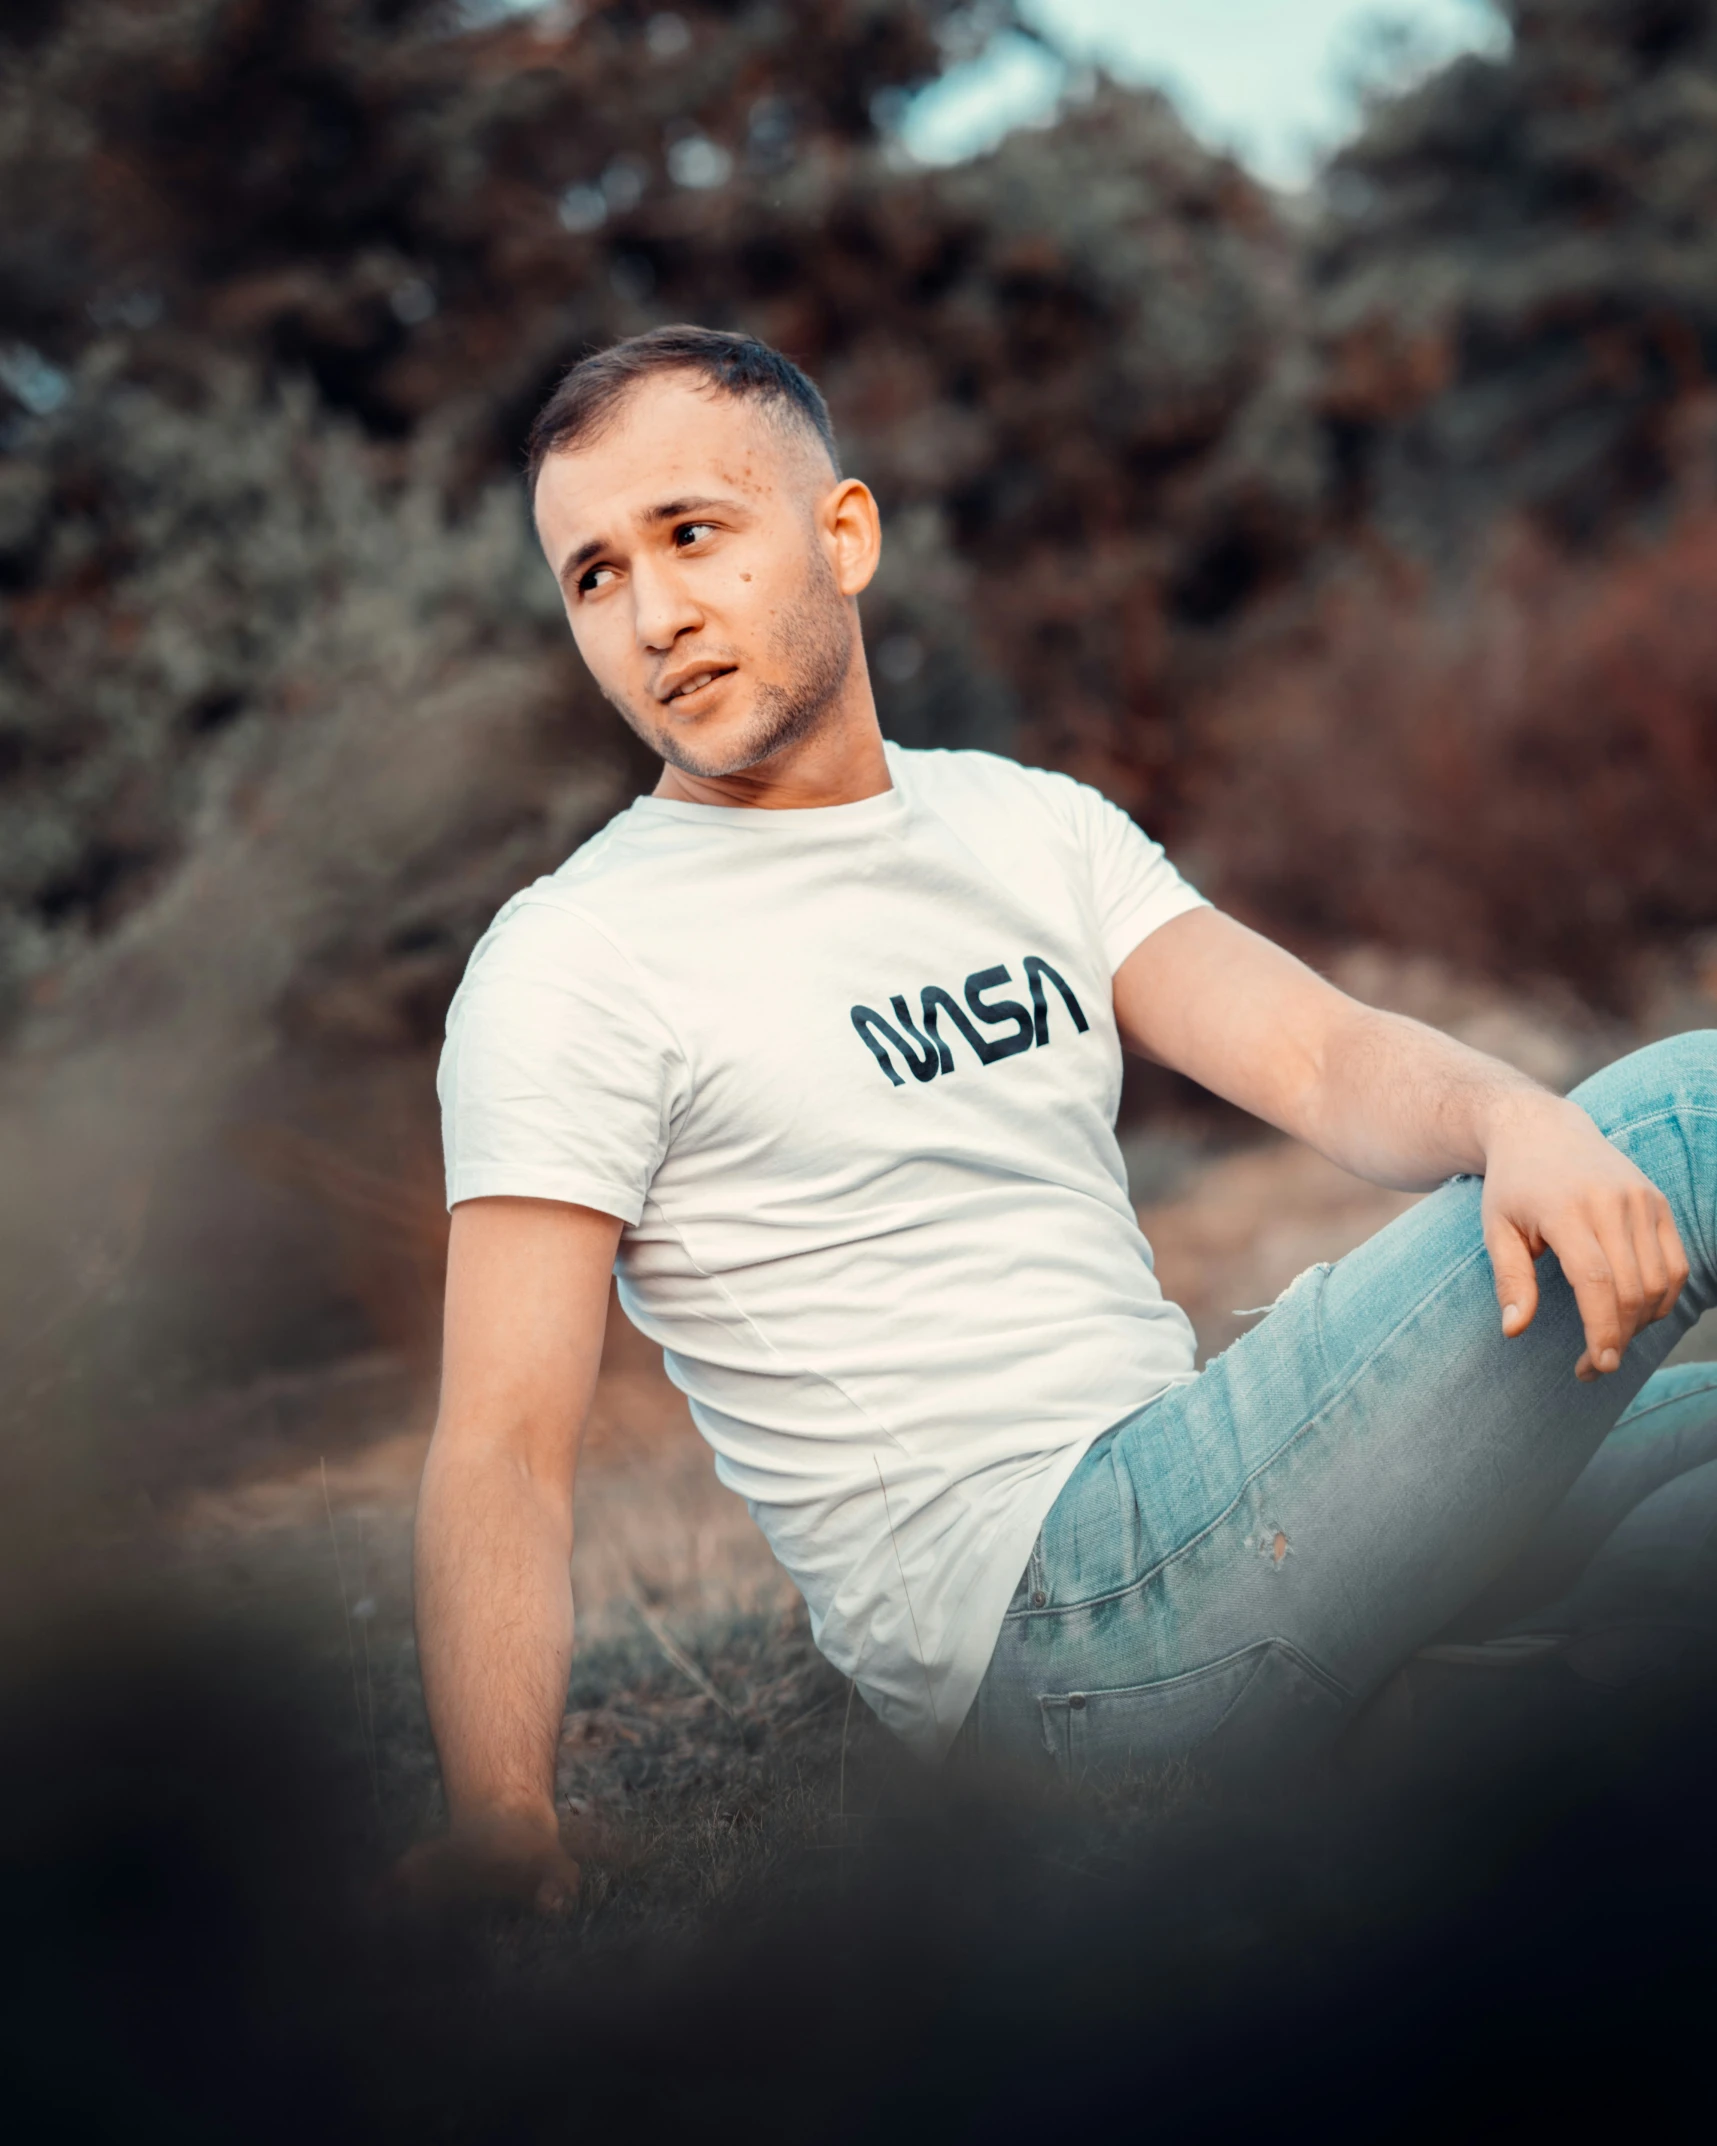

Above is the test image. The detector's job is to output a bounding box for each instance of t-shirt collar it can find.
[626,746,908,834]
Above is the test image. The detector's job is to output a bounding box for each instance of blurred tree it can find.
[3,0,1716,1033]
[1194,0,1717,997]
[1310,0,1717,559]
[0,0,1294,1027]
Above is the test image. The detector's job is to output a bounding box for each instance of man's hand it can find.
[393,1804,584,1917]
[1479,1092,1689,1380]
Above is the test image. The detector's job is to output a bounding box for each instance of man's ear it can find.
[824,478,882,598]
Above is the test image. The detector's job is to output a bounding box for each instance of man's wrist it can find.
[447,1795,562,1856]
[1472,1078,1574,1166]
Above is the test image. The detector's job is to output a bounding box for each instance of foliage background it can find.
[4,0,1717,1483]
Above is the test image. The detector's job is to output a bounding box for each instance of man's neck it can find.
[652,699,893,812]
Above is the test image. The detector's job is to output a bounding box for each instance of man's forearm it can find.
[1301,1004,1553,1192]
[413,1431,575,1828]
[1113,913,1562,1191]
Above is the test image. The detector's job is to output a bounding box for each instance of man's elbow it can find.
[422,1408,580,1528]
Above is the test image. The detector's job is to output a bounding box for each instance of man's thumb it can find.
[1487,1220,1539,1338]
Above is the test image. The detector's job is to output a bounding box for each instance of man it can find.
[415,326,1716,1907]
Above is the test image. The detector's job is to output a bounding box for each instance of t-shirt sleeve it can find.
[437,893,684,1222]
[1036,771,1208,972]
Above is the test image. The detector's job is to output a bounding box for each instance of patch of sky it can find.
[898,1,1509,188]
[456,1,689,44]
[666,134,734,190]
[389,277,437,325]
[0,345,70,416]
[559,183,608,233]
[454,0,581,28]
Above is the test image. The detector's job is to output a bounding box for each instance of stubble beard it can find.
[612,550,855,781]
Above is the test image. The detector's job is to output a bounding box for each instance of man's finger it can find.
[1632,1197,1672,1328]
[1486,1216,1540,1338]
[1550,1220,1624,1380]
[1654,1200,1691,1323]
[1595,1205,1649,1345]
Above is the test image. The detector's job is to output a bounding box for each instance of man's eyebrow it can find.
[642,493,747,525]
[558,532,612,584]
[556,496,748,588]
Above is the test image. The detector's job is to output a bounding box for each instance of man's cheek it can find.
[574,625,622,692]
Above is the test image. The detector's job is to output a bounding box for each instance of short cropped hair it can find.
[526,325,841,491]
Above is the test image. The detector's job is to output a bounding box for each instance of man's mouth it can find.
[658,665,736,707]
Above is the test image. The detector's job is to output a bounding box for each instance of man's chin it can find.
[651,718,769,782]
[643,702,811,783]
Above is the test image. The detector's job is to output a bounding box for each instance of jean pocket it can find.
[1038,1639,1349,1782]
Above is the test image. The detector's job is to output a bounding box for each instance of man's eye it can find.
[578,563,615,593]
[675,521,717,547]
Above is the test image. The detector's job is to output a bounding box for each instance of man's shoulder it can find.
[452,807,673,1001]
[548,794,680,895]
[477,798,681,942]
[894,744,1098,833]
[446,855,683,1067]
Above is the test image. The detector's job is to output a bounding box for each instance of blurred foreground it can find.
[7,1254,1717,2136]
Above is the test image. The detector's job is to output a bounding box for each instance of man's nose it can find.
[632,559,702,652]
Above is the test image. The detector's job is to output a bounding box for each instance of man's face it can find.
[534,374,870,781]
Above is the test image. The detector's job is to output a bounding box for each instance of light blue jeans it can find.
[967,1033,1717,1776]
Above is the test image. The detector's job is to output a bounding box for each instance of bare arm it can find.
[1114,908,1537,1190]
[407,1195,622,1907]
[1115,909,1688,1380]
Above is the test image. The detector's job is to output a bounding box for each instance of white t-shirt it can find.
[439,744,1207,1758]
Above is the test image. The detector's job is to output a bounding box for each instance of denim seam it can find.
[1591,1104,1717,1136]
[1609,1364,1717,1429]
[1023,1237,1494,1620]
[1034,1633,1353,1710]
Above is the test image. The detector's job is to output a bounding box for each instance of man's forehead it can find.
[539,377,802,527]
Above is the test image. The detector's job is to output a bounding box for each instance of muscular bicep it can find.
[1111,908,1361,1139]
[437,1197,624,1496]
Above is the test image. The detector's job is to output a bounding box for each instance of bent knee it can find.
[1572,1029,1717,1132]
